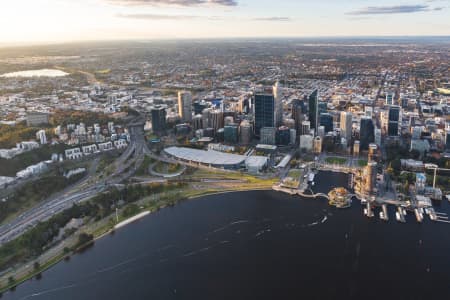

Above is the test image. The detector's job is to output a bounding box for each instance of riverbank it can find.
[0,180,275,293]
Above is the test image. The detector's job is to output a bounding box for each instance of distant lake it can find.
[0,69,69,78]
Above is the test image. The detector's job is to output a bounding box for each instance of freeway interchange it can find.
[0,118,153,245]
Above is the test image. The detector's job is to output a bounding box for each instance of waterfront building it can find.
[178,91,192,122]
[364,162,377,195]
[254,93,275,136]
[151,105,167,134]
[416,173,426,193]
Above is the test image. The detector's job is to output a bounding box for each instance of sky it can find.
[0,0,449,44]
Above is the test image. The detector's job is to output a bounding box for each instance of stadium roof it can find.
[165,147,247,166]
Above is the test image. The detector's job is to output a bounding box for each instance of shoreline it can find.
[0,187,272,293]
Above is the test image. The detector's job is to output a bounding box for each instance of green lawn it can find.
[287,169,302,179]
[325,157,347,165]
[358,159,368,167]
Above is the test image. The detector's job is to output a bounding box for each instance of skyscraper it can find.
[292,99,306,133]
[253,93,275,136]
[210,110,224,132]
[319,113,333,133]
[151,105,167,134]
[178,91,192,122]
[360,116,375,150]
[340,111,353,141]
[273,81,283,127]
[388,105,401,136]
[224,124,239,144]
[308,89,319,133]
[239,120,252,145]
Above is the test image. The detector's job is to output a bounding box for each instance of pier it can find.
[380,204,389,221]
[272,185,329,200]
[396,207,406,223]
[414,209,423,223]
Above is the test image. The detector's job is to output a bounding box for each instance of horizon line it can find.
[1,35,450,49]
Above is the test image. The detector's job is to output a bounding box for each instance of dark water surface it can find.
[3,171,450,300]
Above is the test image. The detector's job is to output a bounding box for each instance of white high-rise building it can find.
[340,112,353,141]
[178,91,192,122]
[36,129,47,144]
[273,81,283,127]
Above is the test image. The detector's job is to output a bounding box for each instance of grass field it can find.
[325,157,347,165]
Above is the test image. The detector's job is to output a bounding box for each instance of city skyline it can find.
[1,0,449,44]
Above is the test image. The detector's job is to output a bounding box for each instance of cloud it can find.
[117,14,292,22]
[116,13,222,20]
[107,0,237,7]
[347,4,443,15]
[252,17,292,22]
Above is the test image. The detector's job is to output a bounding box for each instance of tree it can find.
[33,261,40,271]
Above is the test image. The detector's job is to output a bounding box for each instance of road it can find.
[0,117,151,245]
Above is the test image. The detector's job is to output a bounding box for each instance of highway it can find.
[0,117,150,245]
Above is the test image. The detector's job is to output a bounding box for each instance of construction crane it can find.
[424,164,450,189]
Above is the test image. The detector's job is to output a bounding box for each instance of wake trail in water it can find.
[19,284,77,300]
[209,220,250,234]
[255,228,271,237]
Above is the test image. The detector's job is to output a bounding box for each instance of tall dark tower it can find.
[253,93,275,136]
[388,105,401,136]
[292,99,306,133]
[308,89,319,134]
[151,105,167,134]
[360,116,375,150]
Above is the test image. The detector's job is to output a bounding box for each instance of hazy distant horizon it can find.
[1,0,449,45]
[1,35,450,49]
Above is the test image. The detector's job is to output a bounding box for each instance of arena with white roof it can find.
[164,147,267,173]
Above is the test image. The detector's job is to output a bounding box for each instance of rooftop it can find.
[165,147,247,166]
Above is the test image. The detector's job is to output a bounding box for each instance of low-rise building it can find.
[65,147,83,160]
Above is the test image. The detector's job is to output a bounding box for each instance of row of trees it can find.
[0,181,187,271]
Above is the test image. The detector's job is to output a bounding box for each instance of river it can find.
[3,171,450,299]
[0,69,68,78]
